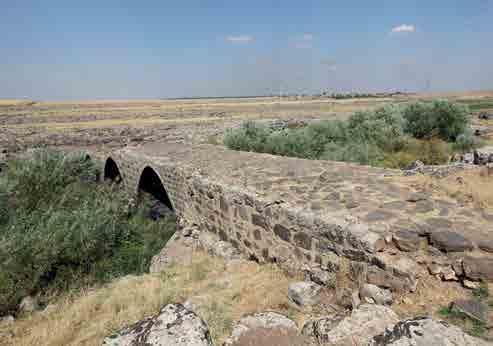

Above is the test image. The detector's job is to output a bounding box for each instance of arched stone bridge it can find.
[94,142,493,290]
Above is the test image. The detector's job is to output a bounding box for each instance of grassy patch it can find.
[438,305,487,338]
[4,252,305,346]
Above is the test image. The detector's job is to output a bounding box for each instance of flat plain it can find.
[2,91,493,152]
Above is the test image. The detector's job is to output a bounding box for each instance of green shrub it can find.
[321,142,384,166]
[224,121,271,152]
[223,100,472,168]
[347,105,406,152]
[453,128,477,153]
[303,120,348,158]
[403,100,470,141]
[7,150,98,211]
[0,150,176,315]
[263,129,311,158]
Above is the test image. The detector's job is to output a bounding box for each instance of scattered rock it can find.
[301,313,345,343]
[18,296,38,314]
[474,146,493,165]
[359,284,393,305]
[463,280,480,289]
[336,287,354,309]
[309,268,335,287]
[479,112,493,120]
[352,290,361,309]
[463,152,475,164]
[429,231,474,253]
[302,304,399,345]
[103,303,213,346]
[406,192,427,203]
[0,315,14,326]
[450,299,489,324]
[428,264,458,281]
[369,316,490,345]
[406,160,424,171]
[288,282,322,308]
[367,266,411,293]
[224,311,299,346]
[463,256,493,281]
[392,230,421,252]
[478,239,493,253]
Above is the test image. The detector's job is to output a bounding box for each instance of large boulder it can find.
[302,304,399,345]
[149,227,200,273]
[369,316,490,345]
[223,311,301,346]
[103,304,213,346]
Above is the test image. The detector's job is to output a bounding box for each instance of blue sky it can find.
[1,0,492,99]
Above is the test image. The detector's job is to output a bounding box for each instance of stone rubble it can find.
[302,304,399,345]
[287,281,322,308]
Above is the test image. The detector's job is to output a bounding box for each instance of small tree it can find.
[403,100,470,142]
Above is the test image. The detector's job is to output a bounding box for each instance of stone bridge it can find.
[94,142,493,290]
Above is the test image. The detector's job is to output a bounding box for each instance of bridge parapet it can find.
[94,142,493,291]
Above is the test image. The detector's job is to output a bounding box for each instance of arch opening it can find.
[138,166,174,218]
[104,157,122,184]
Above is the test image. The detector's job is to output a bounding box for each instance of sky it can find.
[1,0,492,100]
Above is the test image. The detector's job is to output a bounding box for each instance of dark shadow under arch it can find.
[138,166,174,212]
[104,157,122,184]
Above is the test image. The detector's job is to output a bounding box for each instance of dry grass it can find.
[392,274,468,319]
[396,167,493,211]
[1,251,304,346]
[0,99,34,106]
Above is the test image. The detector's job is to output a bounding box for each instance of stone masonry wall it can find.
[95,149,384,278]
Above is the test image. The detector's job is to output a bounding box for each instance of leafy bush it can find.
[223,100,474,168]
[224,121,271,153]
[263,129,311,158]
[403,100,470,141]
[0,150,176,315]
[453,128,477,153]
[321,142,384,166]
[347,105,406,152]
[7,150,98,211]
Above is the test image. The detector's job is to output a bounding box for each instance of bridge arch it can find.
[137,166,174,212]
[104,157,123,184]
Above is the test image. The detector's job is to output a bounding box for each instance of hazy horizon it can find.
[2,1,493,100]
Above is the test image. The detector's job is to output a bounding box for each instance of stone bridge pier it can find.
[91,142,493,292]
